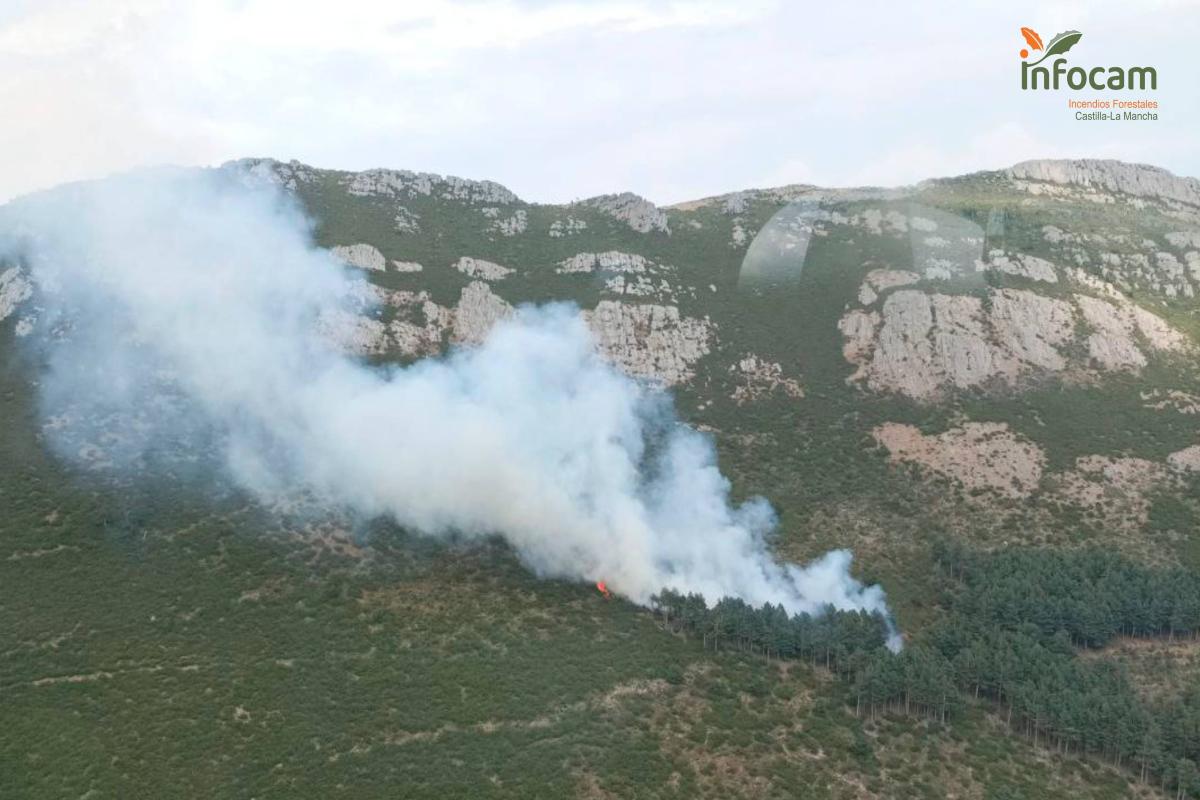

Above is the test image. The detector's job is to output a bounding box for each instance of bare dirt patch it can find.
[873,422,1045,499]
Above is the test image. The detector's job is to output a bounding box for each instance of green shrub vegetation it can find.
[652,546,1200,797]
[5,161,1200,797]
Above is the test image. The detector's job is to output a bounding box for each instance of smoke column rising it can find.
[0,168,899,647]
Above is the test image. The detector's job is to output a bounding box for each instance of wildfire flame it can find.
[596,580,612,600]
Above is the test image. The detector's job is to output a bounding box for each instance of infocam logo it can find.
[1019,27,1157,90]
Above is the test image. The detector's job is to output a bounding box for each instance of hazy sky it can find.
[2,0,1197,204]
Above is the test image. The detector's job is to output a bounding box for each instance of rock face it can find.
[729,356,803,404]
[485,209,527,237]
[729,220,748,248]
[603,274,676,300]
[332,243,386,272]
[1076,296,1147,371]
[838,309,880,366]
[1010,160,1200,207]
[579,193,670,234]
[1075,293,1187,371]
[840,264,1189,400]
[342,168,519,205]
[988,289,1075,372]
[323,287,712,387]
[389,310,447,357]
[863,269,920,292]
[386,283,514,353]
[391,260,423,273]
[874,422,1045,499]
[318,279,709,387]
[321,282,516,356]
[856,269,919,305]
[841,288,1075,401]
[316,308,390,356]
[584,302,713,386]
[555,252,688,302]
[386,290,454,357]
[0,267,32,322]
[452,282,514,345]
[985,251,1058,283]
[557,251,650,274]
[454,257,514,281]
[1039,228,1200,301]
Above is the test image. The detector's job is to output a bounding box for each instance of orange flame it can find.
[596,581,612,600]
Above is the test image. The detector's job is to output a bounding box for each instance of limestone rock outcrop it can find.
[729,356,803,404]
[1075,293,1187,371]
[841,288,1076,400]
[557,251,651,274]
[1010,160,1200,207]
[452,281,514,345]
[316,309,390,356]
[0,266,32,322]
[984,251,1058,283]
[385,291,711,387]
[342,168,519,205]
[454,257,514,281]
[579,193,670,234]
[841,264,1189,400]
[584,302,713,386]
[332,243,386,272]
[484,208,527,237]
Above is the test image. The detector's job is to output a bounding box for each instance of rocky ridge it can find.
[578,193,670,234]
[1010,159,1200,208]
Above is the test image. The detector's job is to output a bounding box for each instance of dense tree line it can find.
[647,590,890,680]
[910,543,1200,796]
[932,542,1200,646]
[652,544,1200,798]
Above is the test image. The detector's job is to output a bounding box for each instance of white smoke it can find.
[0,168,899,647]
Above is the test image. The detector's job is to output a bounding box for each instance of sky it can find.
[1,0,1198,205]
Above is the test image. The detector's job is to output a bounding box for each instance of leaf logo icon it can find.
[1020,27,1044,51]
[1027,30,1083,65]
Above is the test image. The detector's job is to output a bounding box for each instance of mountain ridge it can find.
[224,155,1200,214]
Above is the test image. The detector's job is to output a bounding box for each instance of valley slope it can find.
[2,157,1199,799]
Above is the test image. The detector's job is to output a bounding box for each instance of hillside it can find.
[2,157,1199,798]
[217,156,1200,580]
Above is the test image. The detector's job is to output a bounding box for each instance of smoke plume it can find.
[0,168,899,647]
